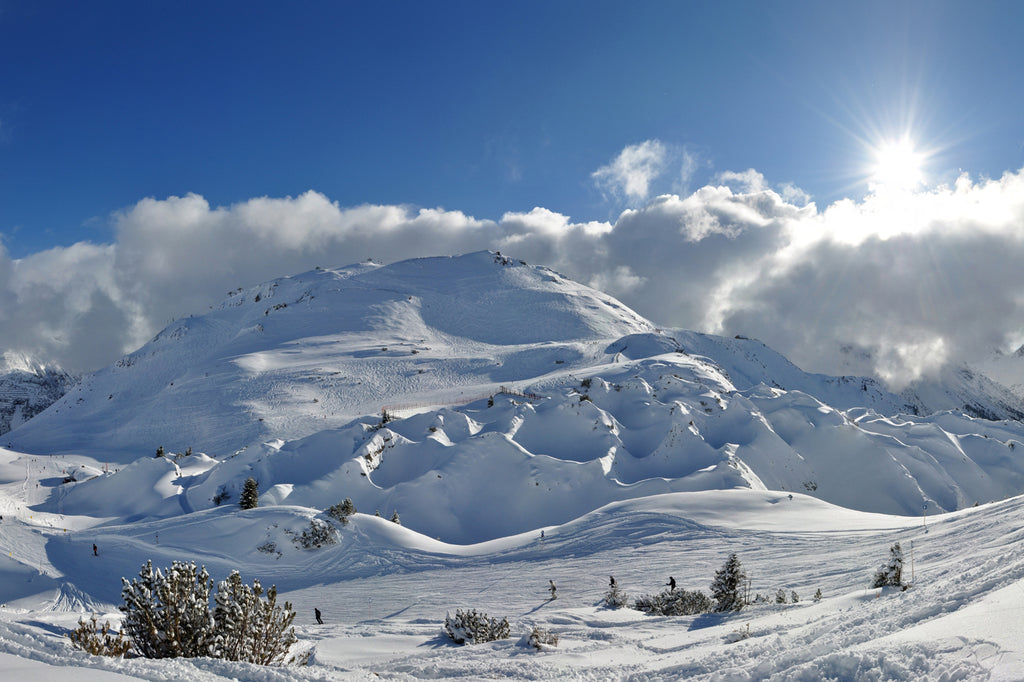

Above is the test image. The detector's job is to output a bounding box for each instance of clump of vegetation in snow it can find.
[872,542,909,589]
[526,625,559,650]
[711,553,747,612]
[291,519,338,549]
[239,476,259,509]
[67,614,131,657]
[326,497,356,525]
[603,582,630,609]
[444,609,511,645]
[119,560,298,664]
[632,588,712,616]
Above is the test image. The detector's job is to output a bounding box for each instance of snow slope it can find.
[2,252,1024,678]
[10,252,1024,542]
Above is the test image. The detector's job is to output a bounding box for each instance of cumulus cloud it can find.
[592,140,668,202]
[5,169,1024,392]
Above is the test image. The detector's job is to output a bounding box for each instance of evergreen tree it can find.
[239,477,259,510]
[119,560,214,658]
[872,542,907,588]
[326,497,356,524]
[390,510,401,525]
[710,553,747,612]
[775,588,787,604]
[212,571,297,665]
[813,588,823,602]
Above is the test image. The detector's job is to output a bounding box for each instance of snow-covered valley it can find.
[3,252,1024,680]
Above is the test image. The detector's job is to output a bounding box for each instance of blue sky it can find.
[2,1,1024,381]
[3,1,1021,256]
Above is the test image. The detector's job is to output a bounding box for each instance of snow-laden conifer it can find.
[212,570,297,665]
[710,553,747,612]
[239,477,259,510]
[872,542,907,589]
[119,560,214,658]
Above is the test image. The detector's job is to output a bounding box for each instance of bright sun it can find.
[870,137,924,191]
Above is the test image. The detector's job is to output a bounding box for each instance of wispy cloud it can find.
[592,140,669,203]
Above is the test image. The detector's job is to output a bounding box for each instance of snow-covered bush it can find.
[293,519,338,549]
[119,561,298,664]
[67,614,131,657]
[212,570,297,665]
[790,590,800,603]
[603,583,629,609]
[443,609,511,645]
[775,588,787,604]
[527,625,559,650]
[711,553,747,612]
[632,588,712,616]
[390,510,401,525]
[813,588,823,602]
[120,560,215,658]
[239,477,259,509]
[872,542,907,589]
[326,497,356,524]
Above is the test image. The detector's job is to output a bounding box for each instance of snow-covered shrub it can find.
[775,588,787,604]
[725,623,751,643]
[813,588,823,602]
[326,497,356,524]
[212,485,231,505]
[257,540,279,555]
[872,542,907,589]
[527,625,559,650]
[790,590,800,603]
[120,560,215,658]
[632,588,712,616]
[603,583,629,609]
[390,510,401,525]
[212,571,297,665]
[67,614,131,657]
[119,561,298,664]
[293,519,338,549]
[443,609,511,645]
[711,553,747,612]
[239,477,259,509]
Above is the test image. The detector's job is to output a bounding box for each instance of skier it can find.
[315,608,323,625]
[548,580,557,600]
[609,575,616,588]
[93,544,98,556]
[667,576,676,591]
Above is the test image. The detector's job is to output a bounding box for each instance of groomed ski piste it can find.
[2,252,1024,680]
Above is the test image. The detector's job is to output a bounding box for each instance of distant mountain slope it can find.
[12,251,1024,542]
[0,353,77,437]
[9,252,654,458]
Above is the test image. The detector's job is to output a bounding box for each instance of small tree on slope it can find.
[239,477,259,510]
[711,553,747,612]
[872,542,907,589]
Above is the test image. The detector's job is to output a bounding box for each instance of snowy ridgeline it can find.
[6,252,1024,545]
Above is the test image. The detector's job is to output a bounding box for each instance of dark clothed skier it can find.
[667,576,676,591]
[548,580,557,600]
[315,608,323,625]
[93,544,98,556]
[609,576,616,588]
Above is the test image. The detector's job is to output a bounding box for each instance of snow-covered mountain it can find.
[0,352,77,437]
[9,251,1024,544]
[6,252,1024,679]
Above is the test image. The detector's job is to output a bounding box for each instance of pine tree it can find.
[775,588,787,604]
[119,560,214,658]
[327,497,357,524]
[872,542,907,588]
[813,588,823,602]
[710,553,747,612]
[390,510,401,525]
[212,571,297,665]
[239,477,259,510]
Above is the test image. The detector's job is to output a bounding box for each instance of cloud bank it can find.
[5,157,1024,390]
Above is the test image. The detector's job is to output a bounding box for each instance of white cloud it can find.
[5,168,1024,391]
[592,140,668,202]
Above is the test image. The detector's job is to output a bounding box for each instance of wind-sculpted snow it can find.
[9,252,1024,544]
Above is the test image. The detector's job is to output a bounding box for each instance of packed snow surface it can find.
[3,252,1024,678]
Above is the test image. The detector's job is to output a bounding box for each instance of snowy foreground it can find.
[2,445,1024,681]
